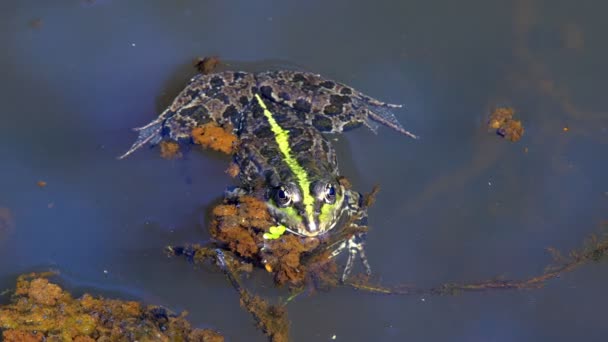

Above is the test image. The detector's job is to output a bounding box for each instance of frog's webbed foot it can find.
[118,117,165,159]
[357,99,419,139]
[329,233,371,282]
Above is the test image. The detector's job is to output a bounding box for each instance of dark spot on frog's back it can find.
[260,86,273,99]
[323,104,342,115]
[184,106,210,123]
[210,76,224,88]
[214,92,230,104]
[233,72,246,81]
[331,94,351,105]
[222,105,239,120]
[342,120,363,131]
[250,104,264,119]
[260,145,279,160]
[320,81,335,89]
[323,95,350,115]
[185,88,199,99]
[312,115,334,132]
[239,96,249,107]
[287,126,303,139]
[340,87,353,95]
[294,99,312,113]
[279,92,291,101]
[253,126,274,139]
[292,139,313,153]
[292,73,306,83]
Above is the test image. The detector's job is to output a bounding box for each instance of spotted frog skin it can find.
[121,70,416,280]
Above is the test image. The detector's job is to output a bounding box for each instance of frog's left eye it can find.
[274,187,292,207]
[324,184,336,204]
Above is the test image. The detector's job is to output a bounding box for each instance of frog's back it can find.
[235,99,338,189]
[119,69,416,159]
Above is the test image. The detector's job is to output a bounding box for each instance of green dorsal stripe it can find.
[253,94,314,217]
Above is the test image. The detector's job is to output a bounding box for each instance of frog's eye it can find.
[324,184,336,204]
[274,187,292,207]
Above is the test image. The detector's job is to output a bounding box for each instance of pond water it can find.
[1,0,607,341]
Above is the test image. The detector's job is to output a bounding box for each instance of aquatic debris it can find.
[0,273,224,341]
[169,247,289,341]
[159,141,182,159]
[36,180,47,188]
[195,56,221,75]
[215,249,290,342]
[346,228,608,296]
[487,107,524,142]
[191,123,238,154]
[0,207,14,240]
[239,290,289,342]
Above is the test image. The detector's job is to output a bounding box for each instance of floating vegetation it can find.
[488,107,524,142]
[191,123,238,154]
[159,140,182,159]
[347,230,608,296]
[194,56,221,75]
[0,272,224,341]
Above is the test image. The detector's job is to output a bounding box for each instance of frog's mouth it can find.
[266,189,345,237]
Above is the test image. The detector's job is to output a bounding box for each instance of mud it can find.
[0,273,224,342]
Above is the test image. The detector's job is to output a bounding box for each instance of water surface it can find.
[1,0,607,341]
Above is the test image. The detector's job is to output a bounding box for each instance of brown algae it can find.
[488,107,524,142]
[0,273,224,341]
[191,123,238,154]
[159,141,182,159]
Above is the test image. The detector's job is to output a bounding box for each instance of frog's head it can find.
[266,179,345,237]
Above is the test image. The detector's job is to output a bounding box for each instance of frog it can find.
[120,70,417,281]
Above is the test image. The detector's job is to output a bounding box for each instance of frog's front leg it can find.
[329,190,372,282]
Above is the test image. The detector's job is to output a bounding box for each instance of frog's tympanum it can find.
[121,70,416,281]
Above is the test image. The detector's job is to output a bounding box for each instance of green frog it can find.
[120,70,416,281]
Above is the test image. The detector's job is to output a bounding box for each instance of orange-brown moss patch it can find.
[226,162,240,178]
[192,123,238,154]
[209,196,269,258]
[36,180,47,188]
[160,140,182,159]
[2,330,44,342]
[0,274,224,341]
[488,107,524,142]
[261,235,320,286]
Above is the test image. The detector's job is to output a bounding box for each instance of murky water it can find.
[1,0,607,341]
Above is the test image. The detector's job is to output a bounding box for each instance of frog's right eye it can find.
[274,187,292,207]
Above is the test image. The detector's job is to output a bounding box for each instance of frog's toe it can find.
[118,118,164,159]
[330,233,371,282]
